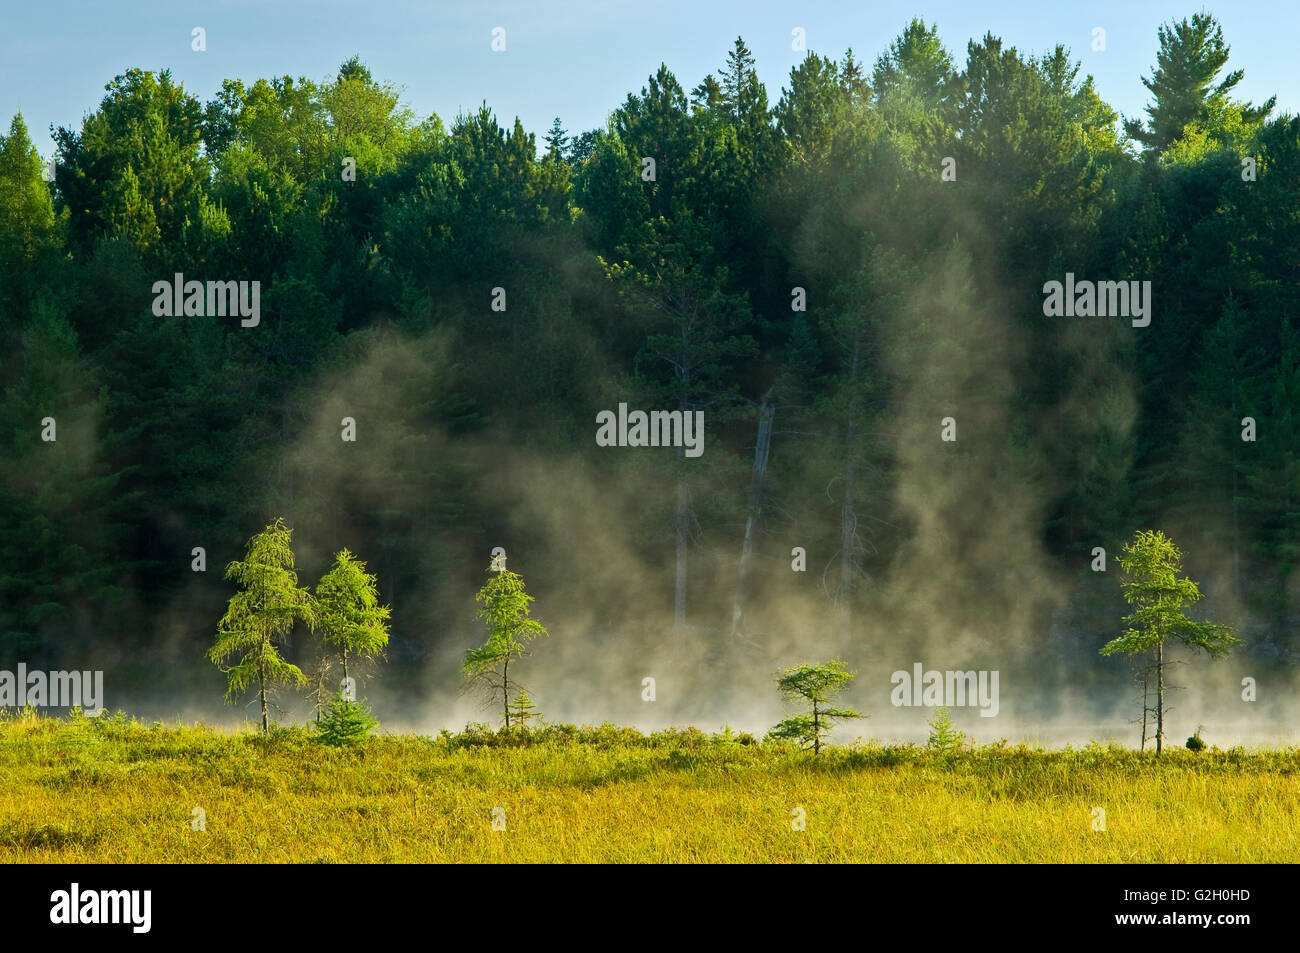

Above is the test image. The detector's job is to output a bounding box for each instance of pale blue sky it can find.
[3,1,1298,157]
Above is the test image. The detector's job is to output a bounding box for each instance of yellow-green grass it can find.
[1,712,1296,863]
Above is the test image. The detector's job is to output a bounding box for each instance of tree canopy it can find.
[1,18,1295,703]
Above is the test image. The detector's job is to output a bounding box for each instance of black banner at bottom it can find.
[0,863,1278,941]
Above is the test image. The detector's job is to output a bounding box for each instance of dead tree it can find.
[730,388,775,640]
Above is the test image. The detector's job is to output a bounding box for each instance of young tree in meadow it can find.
[766,659,861,755]
[507,688,540,726]
[305,655,339,724]
[209,518,318,734]
[1100,530,1241,754]
[315,692,380,747]
[463,565,548,728]
[314,548,391,682]
[927,706,965,751]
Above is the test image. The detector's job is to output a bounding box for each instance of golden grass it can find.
[1,712,1296,862]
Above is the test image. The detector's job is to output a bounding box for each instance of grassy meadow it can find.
[1,710,1297,863]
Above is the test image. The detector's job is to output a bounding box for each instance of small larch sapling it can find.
[766,659,862,755]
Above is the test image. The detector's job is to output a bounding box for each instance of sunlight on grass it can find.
[1,711,1296,862]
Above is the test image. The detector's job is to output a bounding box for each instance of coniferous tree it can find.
[314,548,391,682]
[1101,530,1241,753]
[1124,13,1274,153]
[209,518,318,733]
[544,117,568,161]
[0,114,59,314]
[463,565,548,727]
[767,660,861,755]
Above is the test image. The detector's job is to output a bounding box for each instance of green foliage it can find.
[506,688,540,727]
[1101,530,1241,661]
[208,518,317,733]
[6,716,1300,862]
[927,707,965,751]
[1124,13,1274,153]
[2,17,1299,699]
[716,722,756,746]
[463,567,549,728]
[315,693,379,747]
[0,303,138,657]
[1102,530,1241,753]
[0,114,60,313]
[53,69,208,261]
[1186,727,1206,752]
[766,659,862,754]
[873,18,956,120]
[314,548,391,679]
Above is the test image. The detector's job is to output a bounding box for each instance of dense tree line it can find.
[1,16,1296,679]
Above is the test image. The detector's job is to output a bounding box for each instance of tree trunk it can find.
[731,390,775,640]
[1155,640,1164,755]
[502,656,510,728]
[674,465,689,656]
[670,315,695,660]
[1140,669,1148,752]
[1230,376,1241,603]
[259,654,269,735]
[813,700,820,756]
[839,447,856,651]
[838,337,862,654]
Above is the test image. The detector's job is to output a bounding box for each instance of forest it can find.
[0,13,1296,731]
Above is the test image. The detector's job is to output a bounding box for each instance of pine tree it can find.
[544,117,568,161]
[1173,295,1270,604]
[1241,317,1300,615]
[0,303,138,660]
[603,211,757,654]
[872,19,955,113]
[1124,13,1274,152]
[774,53,850,168]
[839,49,871,105]
[53,68,209,261]
[719,37,758,118]
[689,75,724,114]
